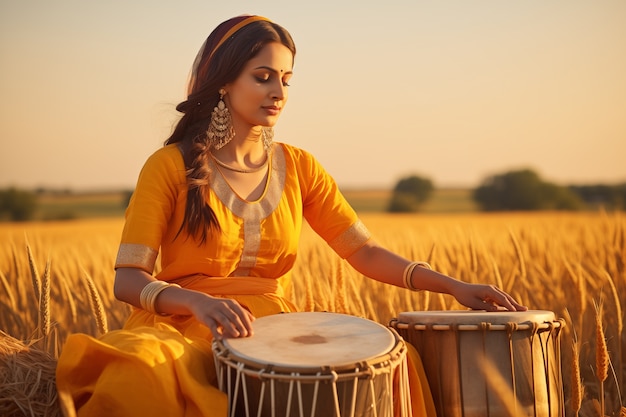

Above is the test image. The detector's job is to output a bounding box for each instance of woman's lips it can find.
[262,106,281,116]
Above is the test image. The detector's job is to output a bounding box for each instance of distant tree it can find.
[0,187,38,221]
[473,169,582,211]
[540,183,584,210]
[387,175,434,213]
[569,183,625,210]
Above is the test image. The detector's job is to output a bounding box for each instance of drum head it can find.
[398,309,555,325]
[222,312,395,369]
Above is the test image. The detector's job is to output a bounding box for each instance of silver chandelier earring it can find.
[207,89,235,150]
[262,127,274,152]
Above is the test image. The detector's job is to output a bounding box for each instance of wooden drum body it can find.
[390,310,564,417]
[213,312,411,417]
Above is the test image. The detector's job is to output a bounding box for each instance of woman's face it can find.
[224,42,293,130]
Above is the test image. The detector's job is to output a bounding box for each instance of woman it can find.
[56,14,526,417]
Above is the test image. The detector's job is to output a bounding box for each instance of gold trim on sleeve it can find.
[115,243,158,272]
[328,220,372,259]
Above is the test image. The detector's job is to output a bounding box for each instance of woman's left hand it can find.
[450,281,528,312]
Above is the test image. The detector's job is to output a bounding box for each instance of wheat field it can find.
[1,211,624,416]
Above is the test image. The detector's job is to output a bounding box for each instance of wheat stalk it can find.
[468,233,477,274]
[603,269,623,336]
[594,300,609,383]
[0,269,17,311]
[9,241,21,283]
[38,258,51,342]
[508,228,526,280]
[26,241,41,304]
[603,268,624,398]
[571,340,584,416]
[425,242,436,265]
[563,258,586,337]
[593,299,609,417]
[575,267,586,335]
[490,255,504,290]
[334,259,348,314]
[81,268,108,335]
[302,270,315,312]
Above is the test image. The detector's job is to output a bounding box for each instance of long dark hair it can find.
[165,18,296,244]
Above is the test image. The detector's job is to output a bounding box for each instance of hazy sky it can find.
[1,1,625,190]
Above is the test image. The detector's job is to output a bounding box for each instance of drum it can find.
[213,311,411,417]
[390,310,564,417]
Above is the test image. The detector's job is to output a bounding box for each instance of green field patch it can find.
[342,188,477,213]
[36,191,129,220]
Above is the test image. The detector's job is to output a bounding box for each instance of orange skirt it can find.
[56,277,435,417]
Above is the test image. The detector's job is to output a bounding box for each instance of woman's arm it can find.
[113,267,255,338]
[345,241,527,311]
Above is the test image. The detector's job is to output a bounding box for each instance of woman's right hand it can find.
[114,268,255,340]
[187,293,256,340]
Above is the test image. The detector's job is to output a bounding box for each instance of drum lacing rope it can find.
[330,370,342,417]
[260,365,279,416]
[347,367,360,417]
[528,321,541,417]
[284,373,296,417]
[255,369,269,417]
[450,323,464,416]
[286,370,311,417]
[351,362,379,417]
[478,322,492,415]
[212,340,228,392]
[232,362,246,417]
[552,318,566,413]
[505,322,519,417]
[309,372,322,417]
[543,319,566,415]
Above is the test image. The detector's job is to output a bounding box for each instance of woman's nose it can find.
[271,80,286,100]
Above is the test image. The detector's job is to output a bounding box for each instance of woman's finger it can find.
[215,302,256,338]
[223,302,255,337]
[482,286,527,311]
[205,317,224,340]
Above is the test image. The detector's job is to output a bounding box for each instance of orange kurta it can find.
[56,142,435,416]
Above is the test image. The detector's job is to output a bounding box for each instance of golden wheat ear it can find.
[81,268,109,335]
[570,340,583,416]
[593,300,609,383]
[39,258,51,341]
[593,299,609,417]
[26,240,41,304]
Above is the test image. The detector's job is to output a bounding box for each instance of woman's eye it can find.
[254,74,291,87]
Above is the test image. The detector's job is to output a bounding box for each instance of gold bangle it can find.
[139,281,180,314]
[417,261,431,270]
[404,261,432,291]
[403,262,418,290]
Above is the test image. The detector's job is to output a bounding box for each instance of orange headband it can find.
[207,15,271,61]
